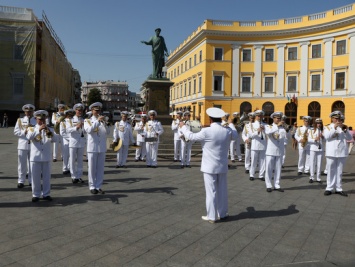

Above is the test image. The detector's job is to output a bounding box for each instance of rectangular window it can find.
[189,58,191,68]
[336,72,345,89]
[188,81,191,95]
[311,74,321,91]
[13,77,24,95]
[264,77,273,92]
[177,66,179,76]
[198,76,202,93]
[193,79,196,94]
[265,49,274,61]
[242,49,251,62]
[336,40,346,55]
[14,45,24,60]
[288,47,297,60]
[181,64,183,73]
[194,54,197,65]
[312,44,321,58]
[287,76,297,91]
[242,77,251,92]
[213,75,223,91]
[185,61,187,71]
[184,83,187,96]
[180,85,182,98]
[215,48,223,60]
[174,69,176,78]
[199,50,202,62]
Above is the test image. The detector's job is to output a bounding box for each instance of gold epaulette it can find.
[85,119,92,126]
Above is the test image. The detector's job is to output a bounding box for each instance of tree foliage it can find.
[87,88,102,106]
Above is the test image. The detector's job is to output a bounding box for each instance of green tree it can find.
[87,88,103,106]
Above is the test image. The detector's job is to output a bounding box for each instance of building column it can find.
[277,44,286,97]
[232,45,241,96]
[348,33,355,95]
[299,42,310,97]
[254,45,263,97]
[323,38,334,96]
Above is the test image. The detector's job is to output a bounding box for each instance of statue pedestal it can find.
[142,79,174,125]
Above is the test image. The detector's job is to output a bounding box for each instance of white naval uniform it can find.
[180,120,193,166]
[26,125,58,198]
[171,119,181,161]
[180,122,235,221]
[308,128,324,182]
[59,119,71,172]
[282,130,291,165]
[249,121,267,179]
[134,121,147,161]
[295,125,311,173]
[323,123,352,192]
[66,116,86,179]
[113,120,135,166]
[242,123,253,171]
[264,123,286,189]
[84,116,110,191]
[228,123,240,161]
[14,116,37,185]
[145,120,164,167]
[51,112,62,160]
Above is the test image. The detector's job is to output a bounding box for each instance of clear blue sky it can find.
[1,0,354,92]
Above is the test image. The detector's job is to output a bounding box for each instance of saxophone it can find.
[301,128,308,148]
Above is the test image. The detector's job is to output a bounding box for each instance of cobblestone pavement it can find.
[0,127,355,267]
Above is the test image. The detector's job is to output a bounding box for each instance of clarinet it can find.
[318,127,322,149]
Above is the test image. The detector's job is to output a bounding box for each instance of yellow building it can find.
[166,3,355,127]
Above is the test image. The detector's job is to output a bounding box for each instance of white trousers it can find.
[250,150,266,178]
[181,141,192,165]
[309,150,323,181]
[229,140,236,160]
[203,172,228,221]
[52,136,61,159]
[62,142,70,171]
[265,155,282,189]
[18,149,31,184]
[69,147,84,179]
[146,142,158,166]
[281,145,287,165]
[174,140,181,161]
[135,141,146,160]
[30,161,51,197]
[87,152,105,190]
[245,147,251,170]
[326,156,346,192]
[298,148,310,173]
[117,144,129,166]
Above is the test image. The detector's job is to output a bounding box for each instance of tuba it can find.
[236,112,248,132]
[301,129,308,147]
[54,115,66,134]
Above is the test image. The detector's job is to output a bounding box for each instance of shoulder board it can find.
[85,119,92,126]
[325,125,330,130]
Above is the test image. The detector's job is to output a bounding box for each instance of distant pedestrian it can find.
[2,113,8,128]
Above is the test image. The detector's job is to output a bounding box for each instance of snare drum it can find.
[190,120,202,133]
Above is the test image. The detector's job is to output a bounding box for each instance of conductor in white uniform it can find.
[179,107,235,223]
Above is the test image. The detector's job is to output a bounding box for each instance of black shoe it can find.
[231,160,236,163]
[78,178,85,183]
[186,165,191,168]
[98,189,105,194]
[249,177,254,181]
[309,179,313,184]
[282,165,285,168]
[324,190,332,196]
[174,160,178,162]
[90,189,98,194]
[17,183,24,189]
[28,183,31,187]
[147,165,151,168]
[43,196,53,201]
[245,170,249,174]
[274,188,284,192]
[115,165,120,168]
[266,188,272,192]
[260,178,265,181]
[53,159,57,162]
[32,197,39,202]
[316,180,322,184]
[135,159,139,162]
[298,172,302,175]
[72,179,78,184]
[122,165,127,168]
[335,191,348,197]
[180,165,184,168]
[63,170,70,175]
[321,172,327,176]
[152,166,157,168]
[220,215,229,221]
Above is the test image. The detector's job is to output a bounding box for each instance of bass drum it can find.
[190,120,202,133]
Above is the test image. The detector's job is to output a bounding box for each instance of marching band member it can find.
[323,111,352,197]
[281,115,291,167]
[242,112,255,174]
[66,103,86,184]
[14,104,36,188]
[113,111,135,168]
[145,110,164,168]
[26,110,58,202]
[59,109,74,175]
[51,104,65,162]
[134,114,148,162]
[232,112,243,162]
[171,111,183,162]
[249,110,267,181]
[84,102,110,194]
[264,112,286,192]
[179,107,235,223]
[308,118,324,183]
[228,116,239,163]
[180,111,193,168]
[295,116,312,175]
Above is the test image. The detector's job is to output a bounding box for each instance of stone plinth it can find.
[142,79,174,125]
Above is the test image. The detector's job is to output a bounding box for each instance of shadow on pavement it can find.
[105,186,177,195]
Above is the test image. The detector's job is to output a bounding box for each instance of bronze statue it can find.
[141,28,169,79]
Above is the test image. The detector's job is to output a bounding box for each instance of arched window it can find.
[262,102,274,124]
[285,102,297,125]
[240,101,252,115]
[308,101,321,119]
[332,101,345,114]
